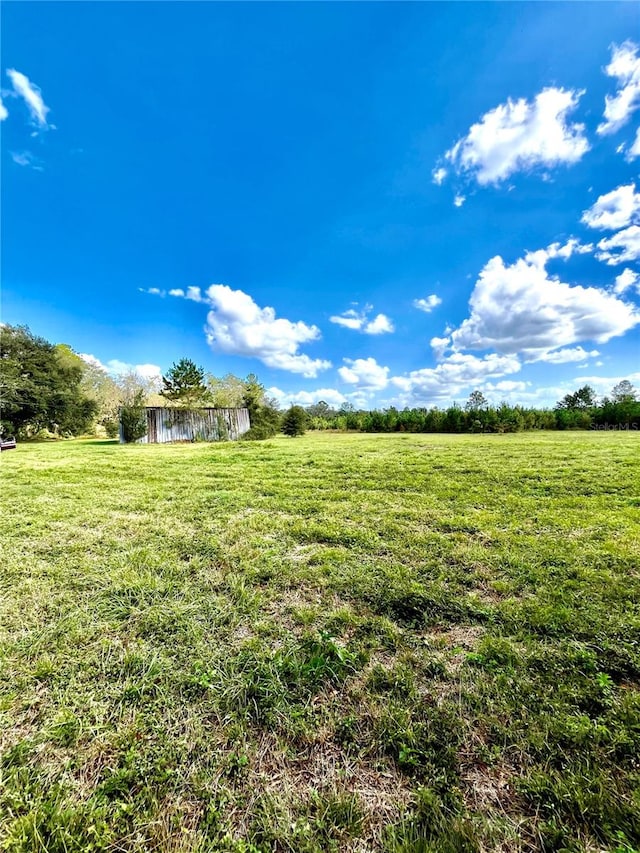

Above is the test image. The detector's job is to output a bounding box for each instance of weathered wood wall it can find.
[120,407,251,444]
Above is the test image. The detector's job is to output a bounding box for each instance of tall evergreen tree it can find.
[160,358,209,408]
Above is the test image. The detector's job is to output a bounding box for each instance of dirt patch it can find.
[431,624,485,649]
[287,543,319,563]
[238,731,414,844]
[461,763,515,812]
[423,624,485,675]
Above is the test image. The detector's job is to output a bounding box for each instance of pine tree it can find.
[282,405,308,437]
[160,359,209,408]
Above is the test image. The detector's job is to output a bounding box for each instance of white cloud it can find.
[581,183,640,230]
[613,267,640,294]
[163,284,330,376]
[269,385,376,411]
[186,286,205,302]
[0,97,7,120]
[143,285,206,299]
[470,379,535,406]
[627,127,640,160]
[10,150,43,170]
[330,305,394,335]
[6,68,51,129]
[338,357,390,390]
[414,294,442,313]
[80,354,162,386]
[598,41,640,135]
[430,335,451,359]
[194,284,330,377]
[167,286,205,302]
[582,184,640,265]
[546,238,593,259]
[483,380,528,394]
[442,248,640,358]
[519,239,593,269]
[535,346,600,364]
[365,313,394,335]
[444,87,588,185]
[454,194,466,207]
[268,386,349,409]
[596,226,640,265]
[79,354,106,371]
[330,309,363,331]
[432,167,447,185]
[391,353,521,403]
[128,363,163,383]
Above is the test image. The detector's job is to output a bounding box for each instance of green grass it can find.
[1,431,639,852]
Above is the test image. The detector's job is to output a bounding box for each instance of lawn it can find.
[1,432,639,852]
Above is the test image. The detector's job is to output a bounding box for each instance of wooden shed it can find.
[120,407,251,444]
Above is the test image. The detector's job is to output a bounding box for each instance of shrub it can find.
[102,418,120,439]
[282,405,308,437]
[242,374,281,440]
[120,390,148,443]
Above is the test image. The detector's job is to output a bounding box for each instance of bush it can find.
[102,418,120,439]
[282,405,308,437]
[242,374,281,440]
[120,391,148,443]
[243,422,279,441]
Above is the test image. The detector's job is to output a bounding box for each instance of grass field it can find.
[1,432,639,853]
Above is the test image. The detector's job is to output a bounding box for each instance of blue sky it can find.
[2,2,639,409]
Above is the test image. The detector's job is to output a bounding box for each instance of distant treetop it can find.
[160,358,210,408]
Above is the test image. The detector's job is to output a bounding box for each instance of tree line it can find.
[1,325,638,440]
[302,383,639,434]
[0,327,280,440]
